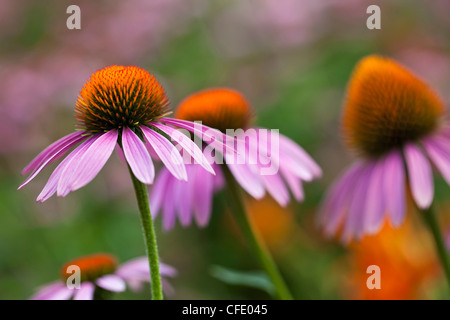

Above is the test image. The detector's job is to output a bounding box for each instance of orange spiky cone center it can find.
[343,55,444,157]
[60,253,117,282]
[75,66,169,133]
[175,88,253,132]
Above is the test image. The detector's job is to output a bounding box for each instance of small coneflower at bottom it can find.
[30,254,176,300]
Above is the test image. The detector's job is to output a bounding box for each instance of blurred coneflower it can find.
[19,65,218,300]
[151,88,321,229]
[30,254,176,300]
[318,55,450,288]
[151,87,321,300]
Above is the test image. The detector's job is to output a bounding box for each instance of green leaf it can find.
[210,265,275,296]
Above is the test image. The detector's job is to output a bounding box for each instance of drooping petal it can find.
[318,162,364,238]
[342,163,374,243]
[159,262,178,278]
[225,159,265,199]
[122,127,154,184]
[193,165,214,227]
[162,176,177,230]
[58,130,118,195]
[141,126,187,181]
[277,132,322,178]
[158,118,236,154]
[19,132,86,189]
[73,282,95,300]
[116,257,150,280]
[423,137,450,185]
[175,166,194,226]
[212,163,225,191]
[22,131,85,175]
[151,122,215,175]
[363,158,386,235]
[30,282,74,300]
[149,168,171,217]
[37,137,96,202]
[251,128,317,181]
[261,173,290,207]
[383,150,406,227]
[280,167,304,202]
[96,275,126,293]
[404,143,434,209]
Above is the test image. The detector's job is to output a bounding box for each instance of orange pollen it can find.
[60,253,117,282]
[343,55,444,157]
[175,88,253,132]
[75,65,170,133]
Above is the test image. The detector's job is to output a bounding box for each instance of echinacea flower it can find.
[18,65,215,201]
[30,254,177,300]
[150,88,322,229]
[319,55,450,243]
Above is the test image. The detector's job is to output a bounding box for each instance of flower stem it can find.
[128,166,163,300]
[419,204,450,291]
[223,168,293,300]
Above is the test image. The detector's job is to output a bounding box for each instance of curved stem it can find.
[128,166,163,300]
[223,168,293,300]
[419,204,450,292]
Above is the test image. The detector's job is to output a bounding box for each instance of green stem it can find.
[223,168,293,300]
[93,285,114,300]
[419,205,450,292]
[128,166,163,300]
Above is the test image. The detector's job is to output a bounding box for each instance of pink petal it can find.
[404,143,434,209]
[151,122,215,175]
[226,163,265,199]
[30,282,74,300]
[193,165,214,227]
[22,131,85,175]
[37,137,95,202]
[159,118,235,154]
[212,163,225,191]
[116,257,150,279]
[141,126,187,181]
[423,137,450,185]
[277,132,322,178]
[122,127,154,184]
[280,167,304,202]
[96,275,126,293]
[159,263,178,278]
[363,158,386,235]
[261,173,290,207]
[73,282,95,300]
[225,151,265,199]
[383,150,406,227]
[149,168,171,217]
[58,130,118,195]
[19,132,86,189]
[318,162,363,236]
[341,163,373,243]
[162,176,177,230]
[175,166,194,226]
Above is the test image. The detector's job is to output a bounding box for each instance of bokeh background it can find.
[1,0,449,299]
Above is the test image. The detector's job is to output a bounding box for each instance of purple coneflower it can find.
[19,65,219,300]
[150,88,321,300]
[150,88,321,229]
[318,55,450,288]
[30,254,176,300]
[19,65,214,201]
